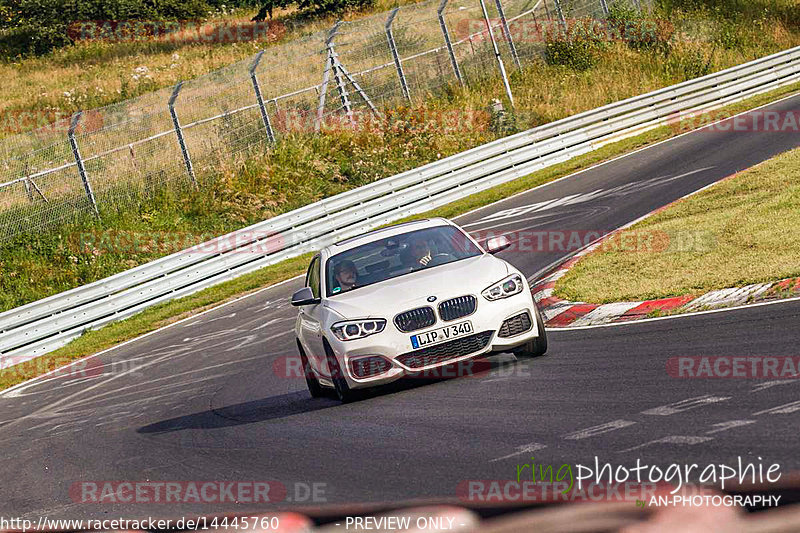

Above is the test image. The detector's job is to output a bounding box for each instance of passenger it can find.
[333,260,359,293]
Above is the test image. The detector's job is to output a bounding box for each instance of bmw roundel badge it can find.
[427,296,437,302]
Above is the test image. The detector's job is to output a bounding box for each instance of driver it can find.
[333,260,358,293]
[407,237,432,267]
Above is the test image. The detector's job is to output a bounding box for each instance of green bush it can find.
[544,36,601,71]
[714,19,748,49]
[606,1,673,53]
[251,0,373,22]
[664,47,713,79]
[0,0,214,58]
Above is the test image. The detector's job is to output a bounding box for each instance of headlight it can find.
[482,274,525,301]
[331,319,387,341]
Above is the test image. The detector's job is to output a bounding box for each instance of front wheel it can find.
[296,339,324,398]
[515,304,548,357]
[324,341,360,403]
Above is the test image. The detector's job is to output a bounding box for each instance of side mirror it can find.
[485,235,511,254]
[291,287,320,306]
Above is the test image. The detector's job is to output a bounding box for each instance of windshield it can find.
[325,225,482,296]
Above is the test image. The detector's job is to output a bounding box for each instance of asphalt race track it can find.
[2,95,800,520]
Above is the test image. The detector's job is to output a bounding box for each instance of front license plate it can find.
[411,321,473,349]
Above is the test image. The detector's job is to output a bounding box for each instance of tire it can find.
[324,340,360,403]
[515,304,548,357]
[296,339,325,398]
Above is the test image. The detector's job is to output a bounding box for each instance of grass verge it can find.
[555,140,800,304]
[1,82,798,391]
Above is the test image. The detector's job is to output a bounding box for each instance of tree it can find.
[251,0,373,21]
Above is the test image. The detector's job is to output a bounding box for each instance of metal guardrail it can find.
[1,46,799,366]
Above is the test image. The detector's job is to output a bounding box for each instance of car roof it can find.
[325,218,453,255]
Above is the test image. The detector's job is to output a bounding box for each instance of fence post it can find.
[22,164,33,203]
[316,37,334,132]
[633,0,643,13]
[437,0,464,86]
[552,0,567,33]
[327,23,354,126]
[599,0,609,15]
[494,0,521,69]
[386,8,411,101]
[249,50,276,143]
[168,81,198,189]
[68,111,100,217]
[479,0,514,107]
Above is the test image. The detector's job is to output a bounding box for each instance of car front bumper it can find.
[326,290,541,389]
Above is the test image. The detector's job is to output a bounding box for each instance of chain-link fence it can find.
[0,0,647,243]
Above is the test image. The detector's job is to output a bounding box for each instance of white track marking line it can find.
[0,347,191,433]
[465,167,714,231]
[489,443,547,463]
[705,420,757,434]
[563,420,636,440]
[753,400,800,415]
[751,379,799,393]
[620,435,713,453]
[641,395,731,416]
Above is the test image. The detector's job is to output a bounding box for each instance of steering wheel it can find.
[426,253,453,267]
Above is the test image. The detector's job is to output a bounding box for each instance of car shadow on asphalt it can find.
[137,355,524,434]
[137,391,340,434]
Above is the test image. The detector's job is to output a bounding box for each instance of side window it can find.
[306,256,321,299]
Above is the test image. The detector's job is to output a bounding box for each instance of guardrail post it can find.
[168,82,198,189]
[386,8,411,101]
[599,0,609,15]
[552,0,567,33]
[479,0,515,107]
[249,51,276,143]
[68,112,100,217]
[437,0,464,86]
[494,0,521,69]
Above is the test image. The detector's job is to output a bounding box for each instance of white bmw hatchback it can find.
[291,218,547,402]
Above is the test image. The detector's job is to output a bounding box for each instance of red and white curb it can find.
[529,171,800,328]
[532,258,800,329]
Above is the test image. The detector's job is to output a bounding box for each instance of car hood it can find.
[323,254,511,319]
